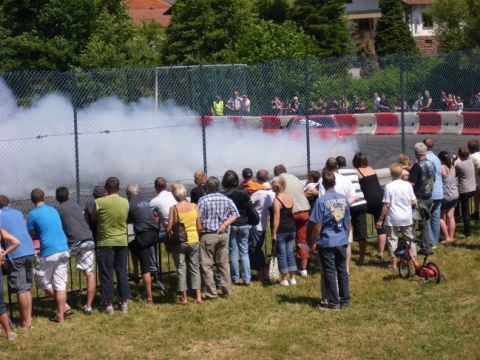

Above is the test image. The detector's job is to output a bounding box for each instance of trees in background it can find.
[374,0,417,56]
[431,0,480,52]
[289,0,350,57]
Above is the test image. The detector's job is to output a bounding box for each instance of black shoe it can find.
[418,248,433,256]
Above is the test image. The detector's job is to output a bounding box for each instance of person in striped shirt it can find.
[336,156,368,265]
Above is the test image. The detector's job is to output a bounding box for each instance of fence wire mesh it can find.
[2,51,480,203]
[2,51,480,308]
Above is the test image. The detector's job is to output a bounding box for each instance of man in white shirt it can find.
[468,139,480,220]
[376,163,417,273]
[149,177,177,278]
[250,170,275,282]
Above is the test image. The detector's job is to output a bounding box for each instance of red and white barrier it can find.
[461,112,480,135]
[200,112,480,136]
[417,112,442,134]
[375,113,399,135]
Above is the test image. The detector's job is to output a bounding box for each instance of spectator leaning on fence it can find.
[273,164,311,277]
[455,146,476,240]
[0,228,20,340]
[310,171,351,311]
[190,171,208,204]
[55,187,96,314]
[126,183,159,304]
[409,143,435,256]
[92,177,131,314]
[467,139,480,220]
[167,183,202,304]
[250,170,275,283]
[222,170,252,286]
[0,195,36,329]
[423,139,444,248]
[27,188,70,323]
[376,164,417,273]
[198,177,239,300]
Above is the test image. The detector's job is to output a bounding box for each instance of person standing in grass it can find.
[0,228,20,340]
[55,187,96,314]
[198,177,239,300]
[27,188,70,323]
[273,164,310,277]
[0,195,35,329]
[167,183,202,304]
[310,171,351,311]
[271,176,298,287]
[455,146,476,240]
[92,177,131,314]
[376,164,417,273]
[126,183,159,304]
[438,152,459,243]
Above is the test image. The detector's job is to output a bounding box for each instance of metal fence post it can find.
[304,58,311,172]
[198,65,208,173]
[400,57,406,154]
[71,70,81,204]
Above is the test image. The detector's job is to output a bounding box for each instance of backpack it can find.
[419,159,435,199]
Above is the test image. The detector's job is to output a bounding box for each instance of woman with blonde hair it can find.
[271,177,297,286]
[167,183,202,304]
[398,153,412,181]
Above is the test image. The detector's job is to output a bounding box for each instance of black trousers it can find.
[459,191,475,237]
[96,246,131,306]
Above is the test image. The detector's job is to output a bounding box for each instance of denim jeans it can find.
[430,199,442,246]
[249,228,266,271]
[229,225,252,284]
[96,246,131,306]
[276,232,297,274]
[319,245,350,308]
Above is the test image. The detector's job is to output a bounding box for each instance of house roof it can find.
[402,0,433,5]
[128,0,174,27]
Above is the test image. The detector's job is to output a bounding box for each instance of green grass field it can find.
[1,225,480,359]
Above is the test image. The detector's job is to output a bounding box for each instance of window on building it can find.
[422,13,434,29]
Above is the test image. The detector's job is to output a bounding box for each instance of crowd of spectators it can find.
[1,138,480,340]
[210,90,480,117]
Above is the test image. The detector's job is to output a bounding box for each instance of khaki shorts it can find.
[35,251,70,291]
[386,226,416,257]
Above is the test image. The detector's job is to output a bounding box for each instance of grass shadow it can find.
[449,242,480,251]
[276,294,321,308]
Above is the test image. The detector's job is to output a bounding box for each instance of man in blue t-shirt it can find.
[310,171,351,311]
[27,188,70,323]
[0,195,35,328]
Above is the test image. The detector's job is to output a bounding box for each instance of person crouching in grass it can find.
[310,171,351,311]
[376,164,417,273]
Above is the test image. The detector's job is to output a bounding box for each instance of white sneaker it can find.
[300,269,308,277]
[120,301,128,314]
[7,332,17,341]
[280,279,290,286]
[289,277,297,286]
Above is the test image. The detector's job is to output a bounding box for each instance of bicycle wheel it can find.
[398,258,411,279]
[426,262,442,284]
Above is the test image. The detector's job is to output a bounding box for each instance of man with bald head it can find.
[423,138,443,247]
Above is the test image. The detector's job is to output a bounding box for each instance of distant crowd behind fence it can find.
[1,51,480,202]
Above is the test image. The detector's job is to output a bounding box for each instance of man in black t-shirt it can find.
[409,143,435,256]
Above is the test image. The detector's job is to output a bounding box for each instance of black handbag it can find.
[166,206,188,252]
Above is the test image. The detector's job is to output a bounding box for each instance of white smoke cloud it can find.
[0,78,358,198]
